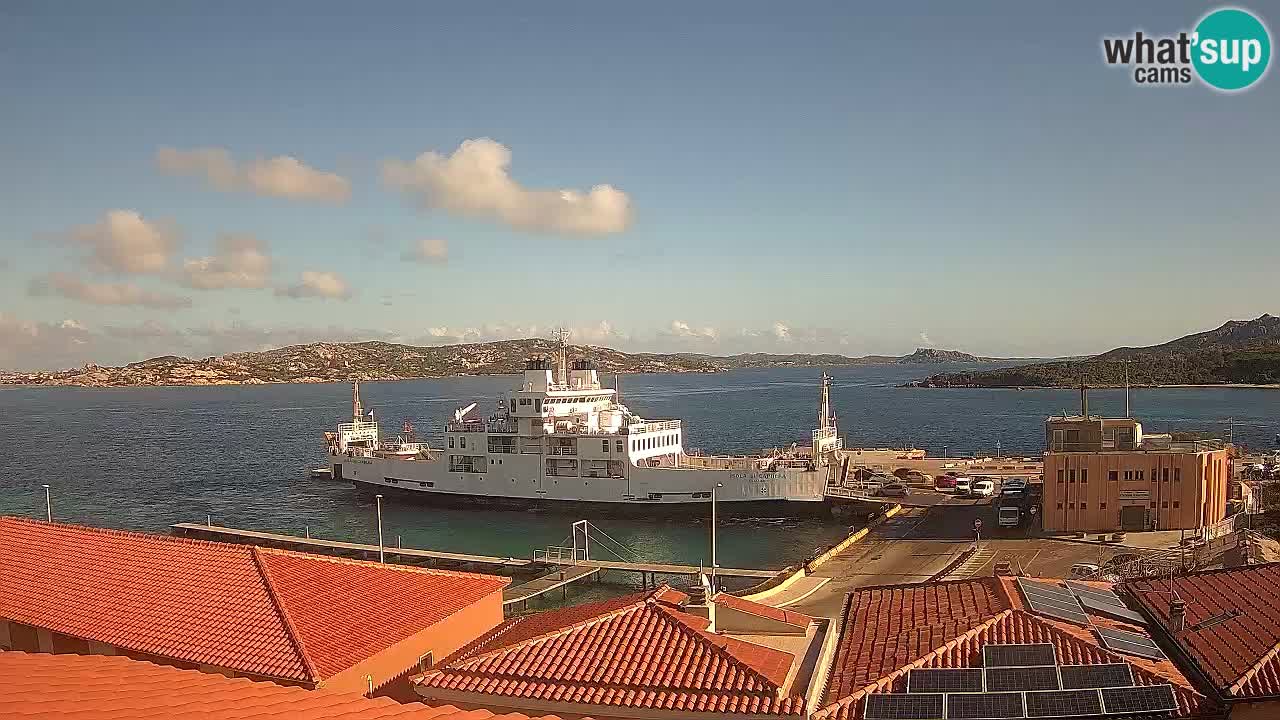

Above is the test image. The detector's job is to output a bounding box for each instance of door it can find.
[334,464,343,482]
[1120,506,1146,531]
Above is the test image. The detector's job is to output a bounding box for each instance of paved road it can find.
[789,496,1130,619]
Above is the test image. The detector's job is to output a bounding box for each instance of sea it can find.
[2,363,1275,578]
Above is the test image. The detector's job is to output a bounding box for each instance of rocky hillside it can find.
[911,314,1280,388]
[896,348,982,364]
[0,339,721,387]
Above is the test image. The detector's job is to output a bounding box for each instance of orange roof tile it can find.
[0,517,507,684]
[1127,562,1280,699]
[816,577,1219,720]
[417,587,804,716]
[0,650,579,720]
[714,592,814,628]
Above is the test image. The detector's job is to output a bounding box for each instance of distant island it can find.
[907,314,1280,388]
[0,339,999,388]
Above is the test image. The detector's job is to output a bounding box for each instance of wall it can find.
[326,588,504,696]
[1042,450,1229,532]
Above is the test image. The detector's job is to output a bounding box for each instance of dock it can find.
[504,566,600,610]
[171,523,533,569]
[538,556,777,579]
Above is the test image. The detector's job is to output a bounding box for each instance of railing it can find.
[629,420,682,434]
[549,446,577,456]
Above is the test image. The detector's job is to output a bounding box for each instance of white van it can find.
[953,477,973,496]
[971,480,996,497]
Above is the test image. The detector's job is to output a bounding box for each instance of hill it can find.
[910,314,1280,388]
[896,348,982,364]
[0,339,1004,387]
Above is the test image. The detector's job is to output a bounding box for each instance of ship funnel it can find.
[352,381,363,423]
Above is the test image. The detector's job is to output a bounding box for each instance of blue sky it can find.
[1,1,1277,369]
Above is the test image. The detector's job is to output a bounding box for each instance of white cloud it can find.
[0,312,95,370]
[772,322,792,341]
[919,330,932,346]
[663,320,719,343]
[182,234,273,289]
[65,209,178,274]
[276,270,352,300]
[156,147,350,204]
[402,237,449,264]
[30,272,192,309]
[382,138,632,236]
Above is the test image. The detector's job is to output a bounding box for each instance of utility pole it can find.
[1123,360,1131,418]
[375,494,385,563]
[711,484,720,590]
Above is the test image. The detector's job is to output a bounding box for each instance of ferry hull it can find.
[332,453,838,518]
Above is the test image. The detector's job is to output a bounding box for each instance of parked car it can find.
[1070,562,1101,579]
[953,477,973,495]
[879,483,911,497]
[934,474,957,490]
[971,480,995,497]
[1002,477,1028,492]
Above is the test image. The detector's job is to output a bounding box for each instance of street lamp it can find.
[375,494,385,563]
[711,482,723,590]
[42,484,51,522]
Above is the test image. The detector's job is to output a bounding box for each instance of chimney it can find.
[1080,383,1089,418]
[684,584,716,632]
[1170,598,1187,632]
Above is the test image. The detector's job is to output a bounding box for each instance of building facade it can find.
[1041,415,1230,533]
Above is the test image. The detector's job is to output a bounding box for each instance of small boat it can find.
[310,467,333,479]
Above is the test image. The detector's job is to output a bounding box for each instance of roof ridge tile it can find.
[252,546,323,683]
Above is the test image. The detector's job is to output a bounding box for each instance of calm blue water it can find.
[1,364,1274,571]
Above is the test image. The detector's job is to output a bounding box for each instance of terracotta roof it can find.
[816,576,1218,720]
[0,650,579,720]
[0,516,508,684]
[714,592,815,628]
[417,587,805,716]
[1127,562,1280,699]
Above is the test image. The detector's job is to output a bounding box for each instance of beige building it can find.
[1042,414,1230,533]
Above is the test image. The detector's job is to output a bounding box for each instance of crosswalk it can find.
[944,544,998,580]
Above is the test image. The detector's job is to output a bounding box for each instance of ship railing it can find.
[628,420,682,434]
[337,420,379,434]
[549,446,577,456]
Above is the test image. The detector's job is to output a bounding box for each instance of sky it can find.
[1,1,1277,370]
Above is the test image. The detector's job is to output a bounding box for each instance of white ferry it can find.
[324,335,845,515]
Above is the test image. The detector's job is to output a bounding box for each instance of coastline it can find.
[904,382,1280,390]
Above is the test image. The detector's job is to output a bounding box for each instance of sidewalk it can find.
[1038,529,1189,552]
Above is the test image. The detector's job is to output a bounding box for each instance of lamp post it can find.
[711,482,723,590]
[375,494,385,563]
[42,484,51,522]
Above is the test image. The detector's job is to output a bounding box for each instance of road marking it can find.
[944,544,997,580]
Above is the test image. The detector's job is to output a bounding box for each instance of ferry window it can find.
[448,437,454,448]
[1108,470,1118,481]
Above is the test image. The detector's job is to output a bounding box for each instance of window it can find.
[509,399,515,413]
[1150,502,1157,508]
[602,440,609,452]
[1173,501,1181,509]
[1056,502,1064,510]
[535,399,542,412]
[448,437,454,449]
[616,440,624,453]
[460,437,466,449]
[1080,503,1087,510]
[1069,503,1076,509]
[1162,501,1169,509]
[1137,470,1144,481]
[1080,469,1088,483]
[1057,469,1065,483]
[1108,470,1118,481]
[1174,468,1182,481]
[1100,502,1107,510]
[1123,470,1132,480]
[1162,468,1169,482]
[1068,469,1076,483]
[418,652,434,672]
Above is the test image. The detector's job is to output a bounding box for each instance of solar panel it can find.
[1100,685,1178,714]
[1077,594,1147,625]
[907,668,984,693]
[1096,627,1168,661]
[1024,689,1104,718]
[1019,578,1076,602]
[945,692,1025,719]
[985,666,1061,692]
[864,693,944,720]
[1064,581,1123,606]
[1058,663,1134,689]
[984,643,1058,668]
[1023,596,1092,626]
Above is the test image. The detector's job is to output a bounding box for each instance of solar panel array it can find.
[1096,627,1168,661]
[1016,579,1090,625]
[1064,581,1148,625]
[866,645,1176,720]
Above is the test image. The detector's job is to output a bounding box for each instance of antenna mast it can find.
[352,381,363,423]
[819,373,833,430]
[553,328,570,386]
